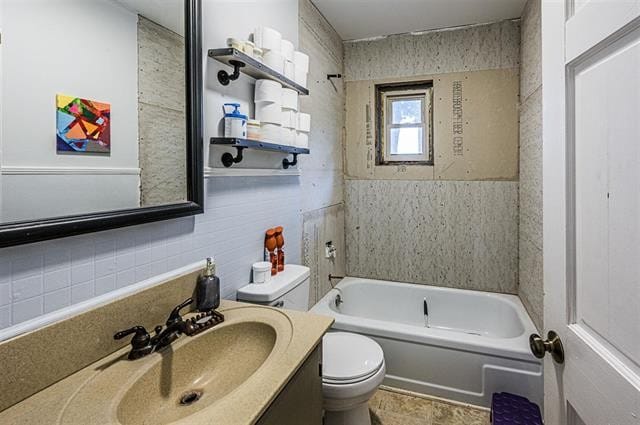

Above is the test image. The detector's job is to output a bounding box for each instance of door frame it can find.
[541,1,568,422]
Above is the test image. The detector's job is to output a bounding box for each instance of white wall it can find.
[204,0,298,169]
[1,172,140,221]
[0,176,302,330]
[0,0,303,331]
[0,0,140,221]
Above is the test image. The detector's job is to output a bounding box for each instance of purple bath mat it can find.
[491,392,543,425]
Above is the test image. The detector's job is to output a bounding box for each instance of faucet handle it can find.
[166,298,193,325]
[114,326,150,349]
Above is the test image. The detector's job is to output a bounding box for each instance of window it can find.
[376,82,433,165]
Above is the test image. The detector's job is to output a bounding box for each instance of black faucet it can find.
[114,298,194,360]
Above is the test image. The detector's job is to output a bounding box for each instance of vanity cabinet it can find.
[257,344,323,425]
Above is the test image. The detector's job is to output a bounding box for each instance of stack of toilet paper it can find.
[254,27,283,73]
[281,88,298,146]
[254,27,289,78]
[296,113,311,149]
[293,51,309,88]
[281,40,295,81]
[253,26,309,88]
[254,79,310,149]
[255,79,282,142]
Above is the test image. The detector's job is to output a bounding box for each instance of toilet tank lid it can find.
[236,264,310,302]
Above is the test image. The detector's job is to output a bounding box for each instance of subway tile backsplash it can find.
[0,176,303,331]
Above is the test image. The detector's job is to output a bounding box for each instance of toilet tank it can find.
[236,264,310,311]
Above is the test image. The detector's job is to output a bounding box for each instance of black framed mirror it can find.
[0,0,203,248]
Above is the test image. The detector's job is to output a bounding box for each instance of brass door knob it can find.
[529,330,565,364]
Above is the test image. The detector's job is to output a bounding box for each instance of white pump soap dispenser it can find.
[223,103,247,138]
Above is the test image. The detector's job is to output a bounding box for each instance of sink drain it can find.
[179,390,202,406]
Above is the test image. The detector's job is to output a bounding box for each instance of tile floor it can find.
[369,388,490,425]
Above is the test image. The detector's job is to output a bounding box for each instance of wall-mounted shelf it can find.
[210,137,310,169]
[208,48,309,95]
[204,167,301,178]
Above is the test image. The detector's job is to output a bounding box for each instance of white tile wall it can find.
[0,176,302,330]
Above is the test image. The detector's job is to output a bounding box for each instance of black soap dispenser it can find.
[196,257,220,311]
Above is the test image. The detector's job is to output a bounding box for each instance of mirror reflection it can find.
[0,0,187,224]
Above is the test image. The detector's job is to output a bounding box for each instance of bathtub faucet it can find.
[328,275,345,308]
[423,298,430,328]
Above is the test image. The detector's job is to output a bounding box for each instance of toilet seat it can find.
[322,332,384,385]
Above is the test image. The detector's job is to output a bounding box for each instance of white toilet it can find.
[237,265,385,425]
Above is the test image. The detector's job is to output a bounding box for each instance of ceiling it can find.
[113,0,184,35]
[311,0,527,41]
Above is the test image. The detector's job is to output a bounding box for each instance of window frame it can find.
[375,81,434,166]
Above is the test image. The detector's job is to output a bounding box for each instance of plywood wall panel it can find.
[345,68,519,181]
[345,180,519,294]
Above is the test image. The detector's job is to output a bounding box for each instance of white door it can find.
[542,0,640,424]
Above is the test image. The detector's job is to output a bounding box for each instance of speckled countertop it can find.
[0,300,333,425]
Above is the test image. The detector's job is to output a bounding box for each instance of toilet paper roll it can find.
[293,51,309,73]
[294,69,308,87]
[297,113,311,132]
[253,26,282,52]
[227,38,243,51]
[281,39,295,62]
[281,88,298,111]
[281,127,296,146]
[255,79,282,103]
[242,40,255,56]
[284,60,296,80]
[281,110,297,129]
[255,102,282,124]
[296,132,309,149]
[264,50,285,74]
[261,123,282,142]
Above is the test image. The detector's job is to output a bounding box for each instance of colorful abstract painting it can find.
[56,94,111,153]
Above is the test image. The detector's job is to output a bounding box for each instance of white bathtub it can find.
[310,277,543,408]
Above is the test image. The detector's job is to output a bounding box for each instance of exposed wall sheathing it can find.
[518,0,543,330]
[299,0,346,305]
[343,20,521,294]
[345,68,520,181]
[138,16,186,207]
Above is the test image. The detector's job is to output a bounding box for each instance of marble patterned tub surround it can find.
[345,180,519,294]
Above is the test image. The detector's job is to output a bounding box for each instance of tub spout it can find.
[423,298,430,328]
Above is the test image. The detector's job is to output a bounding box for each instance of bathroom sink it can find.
[58,305,294,425]
[117,321,276,425]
